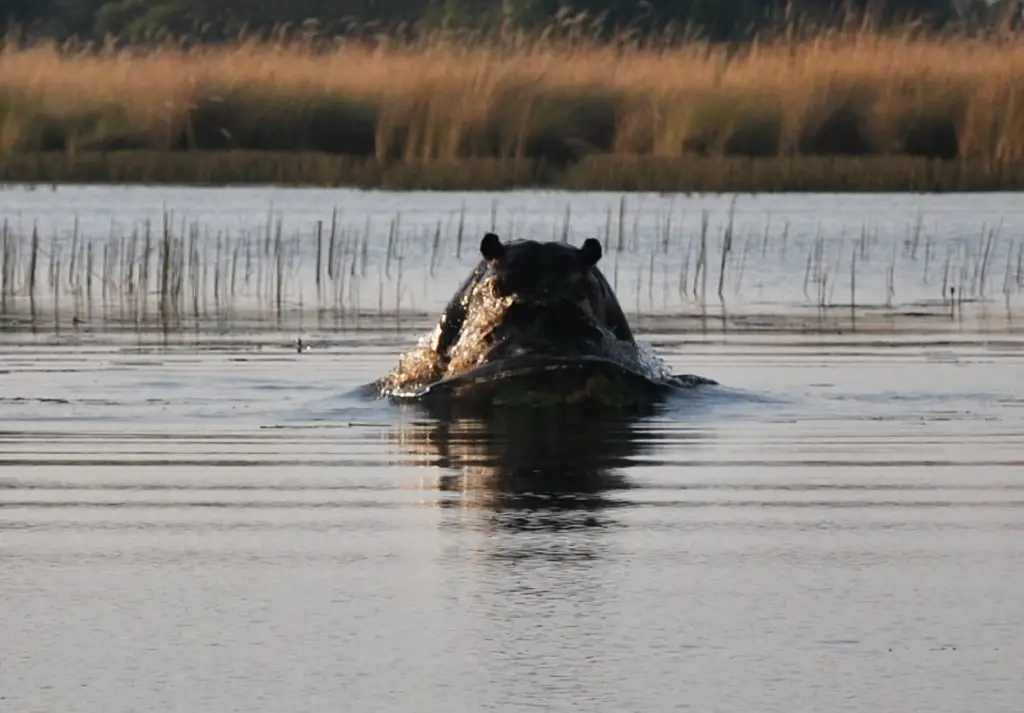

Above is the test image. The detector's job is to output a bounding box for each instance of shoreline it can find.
[3,152,1024,193]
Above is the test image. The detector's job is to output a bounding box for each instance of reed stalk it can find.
[0,200,1020,334]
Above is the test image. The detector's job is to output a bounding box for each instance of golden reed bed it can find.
[1,27,1024,189]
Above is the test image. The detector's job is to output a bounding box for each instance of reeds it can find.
[1,199,1022,335]
[3,26,1024,186]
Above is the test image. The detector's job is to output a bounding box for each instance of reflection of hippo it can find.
[371,232,715,411]
[391,408,646,531]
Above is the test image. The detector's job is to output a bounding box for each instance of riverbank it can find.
[2,29,1024,190]
[2,152,1023,192]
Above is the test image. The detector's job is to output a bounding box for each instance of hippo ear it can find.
[480,232,504,261]
[579,238,602,269]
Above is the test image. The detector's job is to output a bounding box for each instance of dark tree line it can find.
[0,0,990,44]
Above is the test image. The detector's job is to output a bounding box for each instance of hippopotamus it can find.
[371,232,714,413]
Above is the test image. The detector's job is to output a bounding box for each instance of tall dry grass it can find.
[2,26,1024,166]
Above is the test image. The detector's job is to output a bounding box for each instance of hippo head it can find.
[435,233,636,373]
[478,231,603,320]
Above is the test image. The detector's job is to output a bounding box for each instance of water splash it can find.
[376,276,514,394]
[444,277,516,375]
[632,341,677,383]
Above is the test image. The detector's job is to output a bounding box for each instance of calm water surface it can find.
[2,187,1023,713]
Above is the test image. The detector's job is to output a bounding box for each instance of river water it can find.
[2,186,1023,713]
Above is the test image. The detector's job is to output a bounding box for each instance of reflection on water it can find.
[394,409,652,525]
[1,328,1023,713]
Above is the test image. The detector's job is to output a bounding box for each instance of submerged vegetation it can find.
[3,24,1024,190]
[1,199,1022,336]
